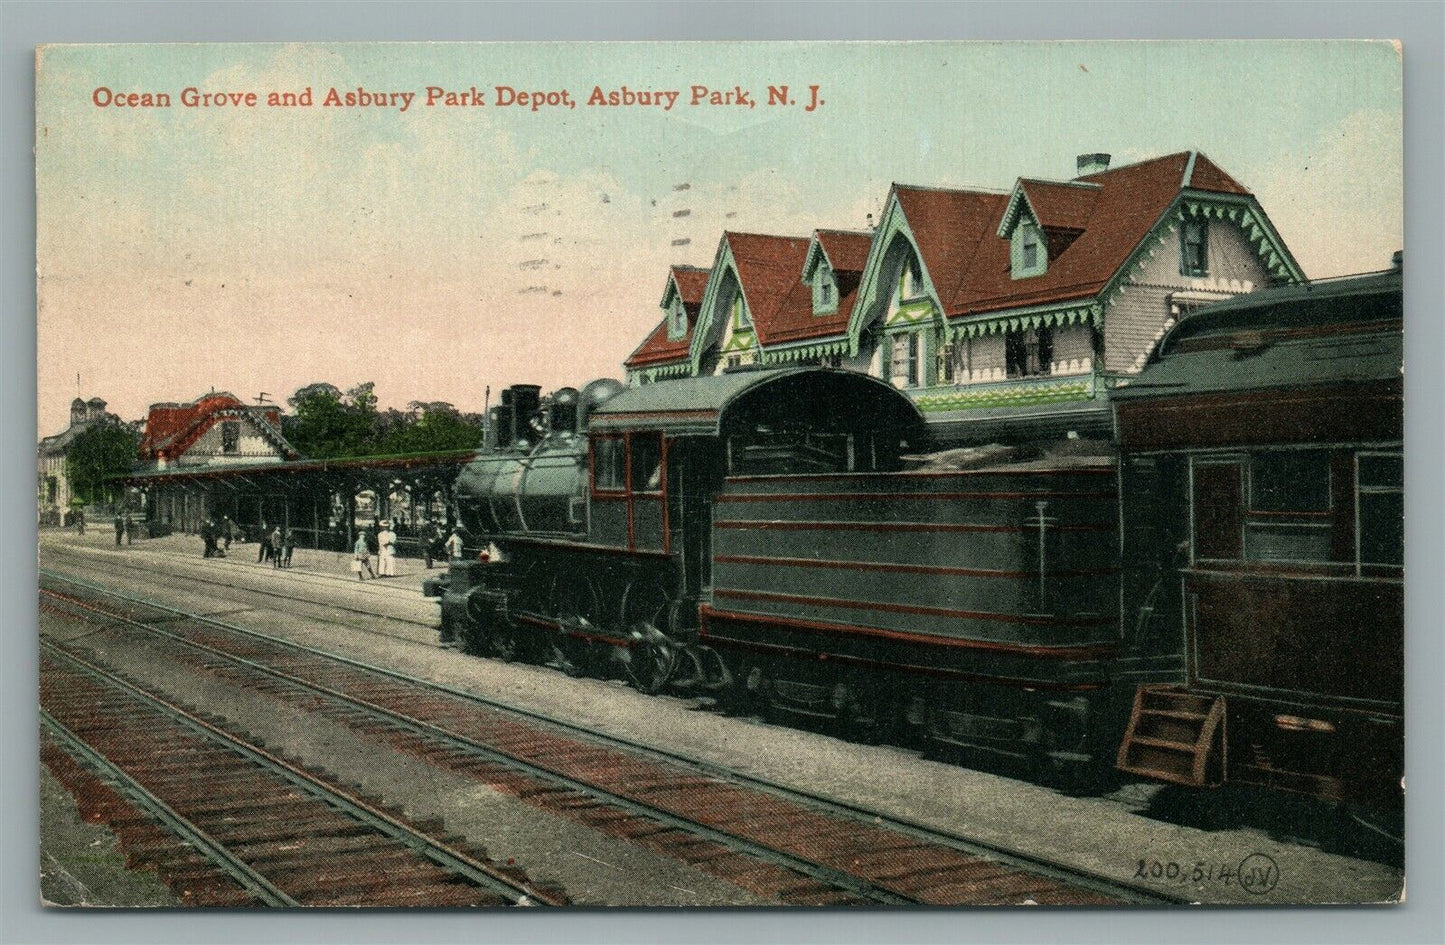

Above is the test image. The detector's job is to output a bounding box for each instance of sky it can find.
[36,40,1402,434]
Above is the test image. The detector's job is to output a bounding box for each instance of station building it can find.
[625,151,1305,445]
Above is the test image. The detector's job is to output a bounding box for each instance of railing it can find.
[910,370,1101,414]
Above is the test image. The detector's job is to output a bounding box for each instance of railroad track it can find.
[38,636,563,908]
[41,567,1183,905]
[43,543,435,638]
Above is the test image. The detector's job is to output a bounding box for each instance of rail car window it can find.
[1357,452,1403,569]
[629,433,663,493]
[1192,461,1244,560]
[1249,451,1331,512]
[1245,450,1332,563]
[592,437,625,492]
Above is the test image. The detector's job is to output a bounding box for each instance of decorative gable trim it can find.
[689,236,743,375]
[1097,192,1305,321]
[760,337,850,364]
[844,190,944,356]
[996,181,1038,240]
[946,299,1102,341]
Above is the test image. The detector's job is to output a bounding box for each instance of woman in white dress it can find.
[377,521,398,577]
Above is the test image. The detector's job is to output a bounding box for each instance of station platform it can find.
[43,527,446,595]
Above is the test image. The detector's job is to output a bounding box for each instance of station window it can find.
[890,333,920,388]
[221,421,240,454]
[1356,452,1403,569]
[629,433,663,493]
[1181,219,1209,277]
[592,436,625,492]
[900,255,925,301]
[937,340,957,385]
[1005,327,1053,378]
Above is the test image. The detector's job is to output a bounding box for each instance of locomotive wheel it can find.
[551,576,601,678]
[488,626,521,663]
[620,580,679,694]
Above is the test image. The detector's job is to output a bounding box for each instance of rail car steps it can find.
[1116,686,1225,787]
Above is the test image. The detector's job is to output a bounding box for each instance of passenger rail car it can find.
[1112,268,1404,809]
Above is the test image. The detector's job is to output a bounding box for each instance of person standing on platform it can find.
[444,526,464,562]
[421,520,442,569]
[113,513,124,547]
[124,516,133,545]
[257,524,272,564]
[377,520,398,577]
[270,526,284,569]
[221,516,234,553]
[75,509,85,536]
[352,532,376,580]
[280,528,295,568]
[201,519,216,558]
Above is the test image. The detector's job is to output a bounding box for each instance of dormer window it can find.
[1181,219,1209,276]
[1011,220,1047,279]
[812,264,837,314]
[667,295,687,338]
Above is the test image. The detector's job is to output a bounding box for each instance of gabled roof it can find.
[929,151,1262,318]
[625,265,711,370]
[721,232,815,347]
[140,392,296,460]
[891,186,1009,312]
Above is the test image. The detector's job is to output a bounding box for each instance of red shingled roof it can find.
[722,232,815,348]
[815,229,872,273]
[624,265,711,369]
[923,150,1255,319]
[765,229,873,345]
[1017,179,1099,232]
[140,392,293,461]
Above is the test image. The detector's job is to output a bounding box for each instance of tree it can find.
[377,401,484,455]
[282,382,377,459]
[282,383,483,458]
[65,421,140,506]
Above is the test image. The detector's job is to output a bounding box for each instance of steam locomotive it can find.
[427,268,1403,805]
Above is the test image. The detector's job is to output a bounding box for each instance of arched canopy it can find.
[587,367,923,441]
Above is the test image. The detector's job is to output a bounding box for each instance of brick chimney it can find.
[1076,153,1111,176]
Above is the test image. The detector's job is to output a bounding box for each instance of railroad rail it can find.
[44,542,434,632]
[41,567,1183,905]
[38,636,563,907]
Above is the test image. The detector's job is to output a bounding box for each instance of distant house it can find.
[139,392,298,470]
[37,396,119,524]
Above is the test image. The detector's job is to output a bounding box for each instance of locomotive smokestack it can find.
[509,385,542,445]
